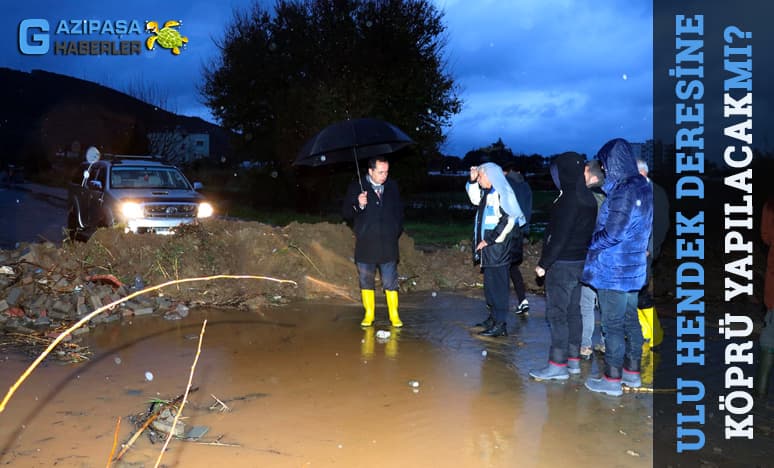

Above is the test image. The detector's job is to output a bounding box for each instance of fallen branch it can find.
[209,394,231,412]
[192,440,241,447]
[0,274,296,414]
[289,243,323,277]
[154,320,207,468]
[106,416,121,468]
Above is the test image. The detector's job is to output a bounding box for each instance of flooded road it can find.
[0,292,652,467]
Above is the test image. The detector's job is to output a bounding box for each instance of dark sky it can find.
[4,0,654,157]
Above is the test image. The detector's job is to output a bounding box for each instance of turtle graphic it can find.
[145,20,188,55]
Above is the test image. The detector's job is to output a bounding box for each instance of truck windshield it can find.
[110,167,191,190]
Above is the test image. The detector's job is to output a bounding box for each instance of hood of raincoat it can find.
[549,152,586,192]
[595,138,640,193]
[477,162,521,219]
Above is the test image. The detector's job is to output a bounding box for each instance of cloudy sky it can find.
[3,0,652,158]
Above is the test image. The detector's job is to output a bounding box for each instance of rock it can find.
[184,426,209,439]
[72,326,90,336]
[34,316,51,327]
[5,287,22,306]
[151,418,185,437]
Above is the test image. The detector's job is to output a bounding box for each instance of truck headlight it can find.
[198,202,214,218]
[121,202,143,219]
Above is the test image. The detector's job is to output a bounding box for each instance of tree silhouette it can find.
[201,0,461,191]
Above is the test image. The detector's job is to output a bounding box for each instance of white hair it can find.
[636,158,649,175]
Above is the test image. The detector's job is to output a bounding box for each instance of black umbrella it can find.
[294,117,414,191]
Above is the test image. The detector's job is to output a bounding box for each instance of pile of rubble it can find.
[0,242,188,341]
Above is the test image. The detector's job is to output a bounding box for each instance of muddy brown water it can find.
[0,292,652,467]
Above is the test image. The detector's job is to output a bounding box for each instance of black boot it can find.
[475,315,495,328]
[479,322,508,337]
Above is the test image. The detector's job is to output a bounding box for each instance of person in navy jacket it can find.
[582,138,653,397]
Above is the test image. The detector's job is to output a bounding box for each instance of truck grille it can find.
[144,203,198,218]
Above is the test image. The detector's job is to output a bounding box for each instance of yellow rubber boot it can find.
[638,306,663,347]
[386,290,403,327]
[360,289,375,327]
[638,307,653,342]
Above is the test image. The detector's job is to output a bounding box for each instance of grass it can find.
[403,220,470,247]
[220,204,470,247]
[219,190,557,248]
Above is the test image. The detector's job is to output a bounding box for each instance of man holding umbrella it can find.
[342,156,404,328]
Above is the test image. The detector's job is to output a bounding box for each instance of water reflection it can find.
[0,292,653,467]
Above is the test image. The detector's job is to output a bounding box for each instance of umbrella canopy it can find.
[294,118,414,167]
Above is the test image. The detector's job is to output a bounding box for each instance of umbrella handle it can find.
[354,147,363,192]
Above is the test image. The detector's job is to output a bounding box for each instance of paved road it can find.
[0,183,68,249]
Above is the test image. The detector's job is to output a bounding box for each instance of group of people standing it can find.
[341,137,663,398]
[467,138,659,397]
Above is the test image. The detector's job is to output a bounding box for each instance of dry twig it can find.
[209,394,231,412]
[288,243,323,277]
[154,320,207,468]
[106,416,121,468]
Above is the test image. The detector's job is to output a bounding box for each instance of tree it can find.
[201,0,461,208]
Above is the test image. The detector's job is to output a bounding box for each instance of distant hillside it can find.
[0,68,235,170]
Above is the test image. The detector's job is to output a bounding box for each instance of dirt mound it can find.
[40,219,543,307]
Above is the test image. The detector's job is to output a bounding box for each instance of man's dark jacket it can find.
[341,177,403,264]
[538,152,597,270]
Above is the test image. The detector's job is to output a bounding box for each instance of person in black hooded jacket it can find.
[529,152,598,381]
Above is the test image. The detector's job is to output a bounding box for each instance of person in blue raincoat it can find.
[582,138,653,397]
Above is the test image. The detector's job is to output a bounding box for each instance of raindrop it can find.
[145,371,154,381]
[114,356,122,365]
[622,73,628,80]
[481,350,488,357]
[271,171,278,178]
[431,291,437,297]
[366,20,373,27]
[426,108,432,114]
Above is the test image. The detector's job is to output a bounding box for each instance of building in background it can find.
[148,127,210,164]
